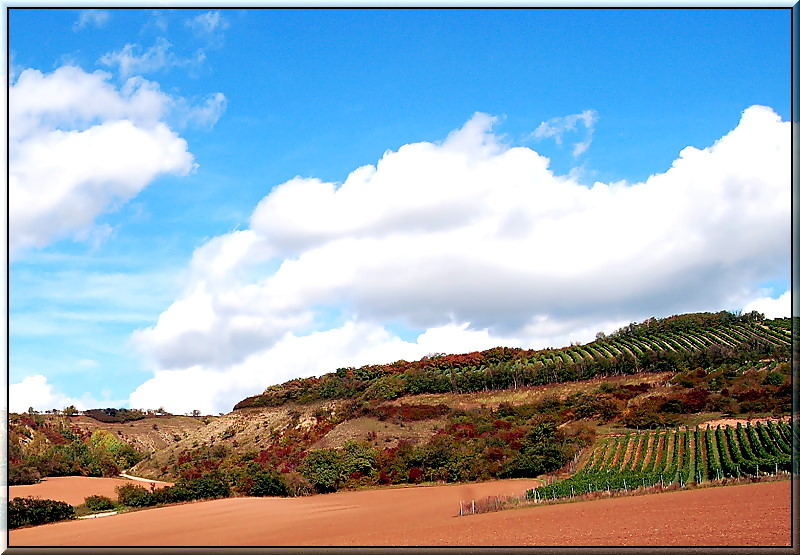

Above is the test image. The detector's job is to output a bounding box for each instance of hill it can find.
[234,311,791,409]
[126,311,792,495]
[8,411,215,485]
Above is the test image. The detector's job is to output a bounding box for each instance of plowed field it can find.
[10,480,790,547]
[10,476,171,506]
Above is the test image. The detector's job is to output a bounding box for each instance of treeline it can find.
[84,408,149,423]
[606,310,765,338]
[235,313,790,410]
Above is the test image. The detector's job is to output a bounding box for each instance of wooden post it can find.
[472,500,475,515]
[460,501,463,516]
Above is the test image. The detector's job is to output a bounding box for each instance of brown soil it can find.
[10,476,172,506]
[312,416,447,450]
[699,415,791,429]
[10,479,789,546]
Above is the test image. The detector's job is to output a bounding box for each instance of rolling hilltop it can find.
[11,311,794,499]
[234,310,792,409]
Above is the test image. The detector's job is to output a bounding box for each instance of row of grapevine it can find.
[511,320,790,374]
[527,421,793,501]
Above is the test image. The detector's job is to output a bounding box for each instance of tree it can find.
[300,449,345,493]
[501,420,565,478]
[340,441,377,478]
[249,470,288,497]
[63,405,78,416]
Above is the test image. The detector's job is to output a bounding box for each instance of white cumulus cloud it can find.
[742,290,791,319]
[9,65,226,256]
[9,375,126,413]
[130,105,790,414]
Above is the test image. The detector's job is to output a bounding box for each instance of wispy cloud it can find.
[99,38,206,78]
[532,109,598,157]
[173,92,228,129]
[185,11,229,39]
[145,10,169,33]
[73,9,110,31]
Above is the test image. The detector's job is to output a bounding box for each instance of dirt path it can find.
[118,472,172,485]
[10,476,172,506]
[10,480,790,546]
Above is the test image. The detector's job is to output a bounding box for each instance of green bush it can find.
[300,449,345,493]
[115,484,155,507]
[250,471,288,497]
[763,372,785,386]
[8,465,41,485]
[500,421,565,478]
[340,441,377,477]
[84,495,115,512]
[9,497,75,528]
[362,374,407,400]
[176,475,231,499]
[150,484,193,504]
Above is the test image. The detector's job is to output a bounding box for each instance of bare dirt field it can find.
[698,415,791,429]
[10,476,172,506]
[10,479,790,547]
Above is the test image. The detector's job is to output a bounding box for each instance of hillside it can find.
[8,411,215,485]
[234,311,791,410]
[127,312,792,494]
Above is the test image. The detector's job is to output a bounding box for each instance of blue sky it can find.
[9,8,791,414]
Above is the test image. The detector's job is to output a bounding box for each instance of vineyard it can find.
[236,313,793,408]
[528,420,795,502]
